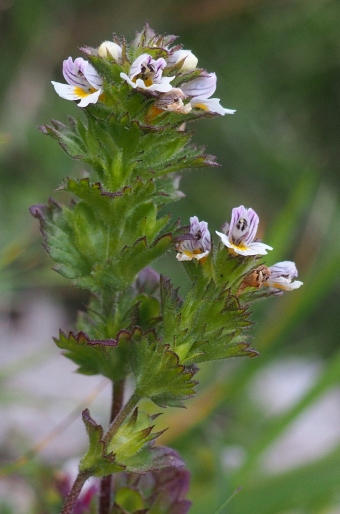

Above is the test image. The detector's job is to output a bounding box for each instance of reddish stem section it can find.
[99,379,125,514]
[61,471,90,514]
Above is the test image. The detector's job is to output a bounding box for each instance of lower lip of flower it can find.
[229,242,249,253]
[192,102,209,111]
[74,86,98,98]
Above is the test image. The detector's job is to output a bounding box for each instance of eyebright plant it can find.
[31,24,303,514]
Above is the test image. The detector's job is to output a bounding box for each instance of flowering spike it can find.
[30,24,305,514]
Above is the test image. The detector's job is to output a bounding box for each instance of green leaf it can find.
[131,333,197,408]
[54,329,131,381]
[107,408,164,462]
[79,409,125,477]
[160,276,258,365]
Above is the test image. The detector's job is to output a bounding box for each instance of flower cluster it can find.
[51,32,235,117]
[176,206,303,296]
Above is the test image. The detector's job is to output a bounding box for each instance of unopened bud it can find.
[98,41,122,62]
[167,50,198,71]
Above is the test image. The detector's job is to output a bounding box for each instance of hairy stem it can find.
[61,471,91,514]
[99,379,125,514]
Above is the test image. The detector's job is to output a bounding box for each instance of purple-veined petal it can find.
[181,73,217,99]
[264,261,303,292]
[129,53,152,79]
[129,54,167,82]
[152,57,167,82]
[270,261,299,279]
[83,62,103,90]
[190,216,211,249]
[190,97,235,115]
[229,206,259,246]
[62,57,89,88]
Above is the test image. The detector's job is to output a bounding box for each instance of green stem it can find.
[99,379,125,514]
[60,471,91,514]
[103,392,140,446]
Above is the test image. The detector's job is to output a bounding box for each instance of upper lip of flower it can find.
[216,205,273,256]
[51,57,103,107]
[120,53,175,93]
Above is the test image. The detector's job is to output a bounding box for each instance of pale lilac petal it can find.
[77,88,102,107]
[84,63,103,89]
[243,208,259,245]
[265,261,302,292]
[229,206,259,246]
[51,82,81,101]
[190,97,235,115]
[270,261,298,279]
[73,57,88,74]
[62,57,89,88]
[181,73,217,99]
[152,57,167,82]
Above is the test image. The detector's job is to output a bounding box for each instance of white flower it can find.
[264,261,303,293]
[181,73,235,115]
[120,53,174,93]
[51,57,103,107]
[216,205,272,256]
[98,41,122,62]
[167,49,198,71]
[176,216,211,262]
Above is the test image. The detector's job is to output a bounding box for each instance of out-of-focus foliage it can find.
[1,0,340,513]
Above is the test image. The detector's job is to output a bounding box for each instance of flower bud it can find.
[98,41,122,62]
[167,50,198,71]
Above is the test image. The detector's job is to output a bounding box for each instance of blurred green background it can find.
[1,0,340,512]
